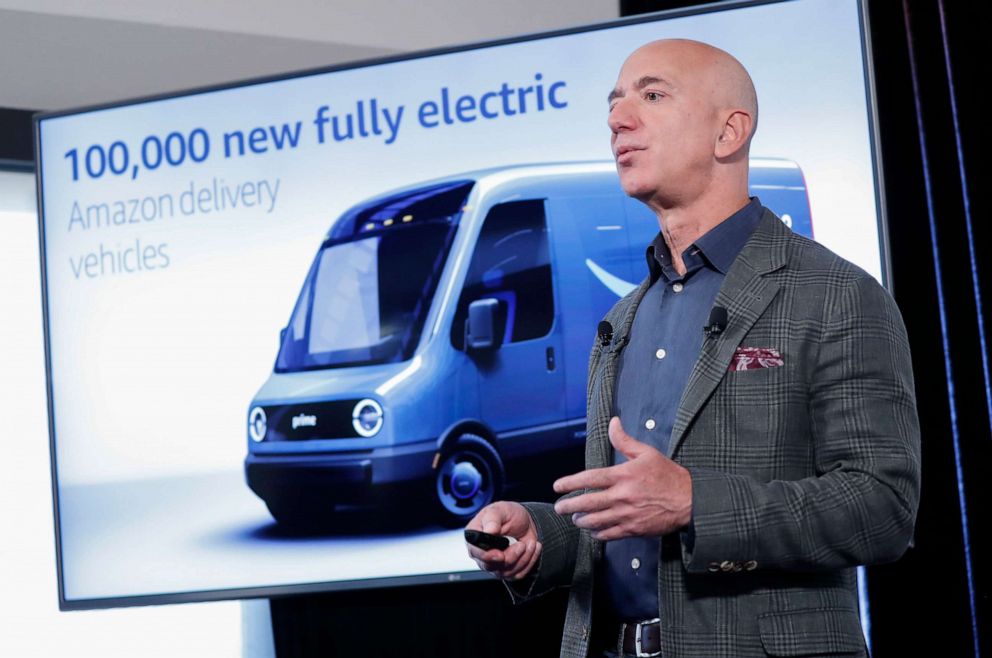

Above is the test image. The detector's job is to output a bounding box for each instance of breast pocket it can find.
[706,353,810,471]
[718,357,792,402]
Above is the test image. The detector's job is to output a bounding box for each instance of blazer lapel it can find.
[666,210,790,458]
[589,274,652,469]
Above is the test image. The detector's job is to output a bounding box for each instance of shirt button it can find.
[631,558,641,570]
[645,419,656,430]
[655,348,667,360]
[672,282,684,293]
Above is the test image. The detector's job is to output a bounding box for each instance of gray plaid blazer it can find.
[503,208,921,657]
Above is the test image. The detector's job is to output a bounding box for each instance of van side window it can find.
[451,200,554,350]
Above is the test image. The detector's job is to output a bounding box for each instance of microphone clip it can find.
[703,306,728,339]
[703,323,725,339]
[597,320,613,348]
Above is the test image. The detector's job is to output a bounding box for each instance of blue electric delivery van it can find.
[244,159,812,527]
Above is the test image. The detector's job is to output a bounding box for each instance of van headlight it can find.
[352,399,383,437]
[248,406,267,442]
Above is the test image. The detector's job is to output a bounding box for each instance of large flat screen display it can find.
[36,0,884,609]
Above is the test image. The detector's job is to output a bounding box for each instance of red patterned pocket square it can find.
[728,347,784,371]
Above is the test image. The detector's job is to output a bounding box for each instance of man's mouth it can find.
[615,146,642,164]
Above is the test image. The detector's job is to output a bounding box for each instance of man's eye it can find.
[645,91,663,101]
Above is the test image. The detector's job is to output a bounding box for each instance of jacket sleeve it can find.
[500,496,583,603]
[680,273,921,573]
[502,331,611,602]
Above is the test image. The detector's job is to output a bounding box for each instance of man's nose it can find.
[608,98,636,133]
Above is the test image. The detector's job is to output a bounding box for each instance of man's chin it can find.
[618,175,654,201]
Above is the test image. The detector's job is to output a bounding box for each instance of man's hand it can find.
[553,416,692,541]
[465,501,542,581]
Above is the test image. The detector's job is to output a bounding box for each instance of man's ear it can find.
[715,110,753,159]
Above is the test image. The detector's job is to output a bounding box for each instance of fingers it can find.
[470,540,538,580]
[468,546,505,573]
[609,416,654,461]
[521,541,542,579]
[469,501,533,539]
[481,519,500,534]
[504,540,541,580]
[607,416,633,451]
[467,540,502,565]
[569,508,622,535]
[553,466,617,495]
[590,526,624,541]
[468,502,512,537]
[554,489,611,516]
[496,540,526,576]
[466,504,504,535]
[608,416,626,441]
[465,542,497,563]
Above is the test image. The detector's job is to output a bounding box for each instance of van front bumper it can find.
[245,438,438,503]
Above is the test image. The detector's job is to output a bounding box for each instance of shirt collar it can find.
[645,196,764,282]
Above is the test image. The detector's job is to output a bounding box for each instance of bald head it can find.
[608,38,759,213]
[623,39,758,148]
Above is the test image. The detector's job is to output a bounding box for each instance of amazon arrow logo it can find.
[585,258,637,297]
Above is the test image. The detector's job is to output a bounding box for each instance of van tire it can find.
[434,433,504,526]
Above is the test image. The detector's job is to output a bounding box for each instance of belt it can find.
[616,617,662,657]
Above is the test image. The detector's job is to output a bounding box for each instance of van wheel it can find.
[434,433,504,526]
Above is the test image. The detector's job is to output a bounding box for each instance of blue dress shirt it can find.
[599,196,765,621]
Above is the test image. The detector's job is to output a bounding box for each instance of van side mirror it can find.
[465,298,504,351]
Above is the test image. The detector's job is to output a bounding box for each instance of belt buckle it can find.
[634,617,661,658]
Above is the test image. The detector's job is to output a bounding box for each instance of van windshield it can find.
[275,180,473,371]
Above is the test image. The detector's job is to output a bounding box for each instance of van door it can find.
[450,200,566,459]
[546,194,634,427]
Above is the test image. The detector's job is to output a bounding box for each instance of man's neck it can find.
[656,195,751,275]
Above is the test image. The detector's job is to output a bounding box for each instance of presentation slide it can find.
[36,0,881,608]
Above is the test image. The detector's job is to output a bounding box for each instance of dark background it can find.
[3,0,986,655]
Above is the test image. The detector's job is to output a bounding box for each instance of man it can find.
[465,38,920,658]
